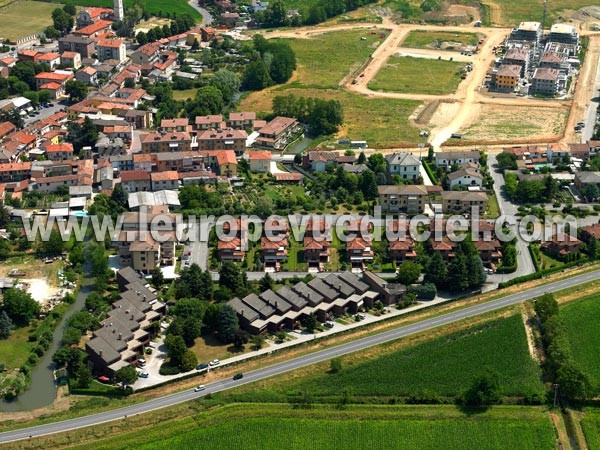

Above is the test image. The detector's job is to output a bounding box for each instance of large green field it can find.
[582,409,600,450]
[53,0,201,20]
[228,314,544,401]
[0,325,33,369]
[277,30,384,88]
[401,30,480,50]
[369,56,465,95]
[486,0,598,26]
[65,404,555,450]
[562,295,600,391]
[0,1,58,41]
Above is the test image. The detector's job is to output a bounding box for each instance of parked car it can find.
[194,385,206,392]
[137,358,146,367]
[233,373,243,380]
[324,321,335,328]
[138,372,149,378]
[209,359,220,367]
[196,363,209,370]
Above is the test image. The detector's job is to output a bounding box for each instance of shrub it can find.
[408,283,437,300]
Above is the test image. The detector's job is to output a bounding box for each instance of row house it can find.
[200,150,238,177]
[194,114,224,131]
[150,171,180,191]
[0,162,32,183]
[160,118,189,133]
[155,151,204,173]
[218,218,248,262]
[44,143,74,161]
[261,219,289,272]
[120,170,151,193]
[228,112,256,130]
[133,153,155,172]
[303,218,331,271]
[387,220,416,263]
[435,150,481,168]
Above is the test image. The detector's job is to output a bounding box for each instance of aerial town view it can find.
[1,0,600,448]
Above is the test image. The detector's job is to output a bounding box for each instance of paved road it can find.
[2,267,599,444]
[582,51,600,142]
[187,0,213,25]
[487,154,536,279]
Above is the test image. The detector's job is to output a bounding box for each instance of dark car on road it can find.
[233,373,243,380]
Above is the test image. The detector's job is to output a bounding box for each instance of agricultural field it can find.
[401,30,481,50]
[240,87,422,147]
[228,314,544,400]
[561,295,600,390]
[53,0,201,21]
[61,404,556,450]
[0,1,57,41]
[276,30,384,88]
[486,0,599,26]
[582,408,600,450]
[368,56,465,95]
[458,104,569,142]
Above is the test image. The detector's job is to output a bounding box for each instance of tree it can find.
[52,8,74,34]
[65,80,87,102]
[219,261,246,296]
[357,152,366,164]
[264,0,288,27]
[497,151,518,170]
[210,69,240,104]
[184,85,224,119]
[424,251,447,288]
[242,59,272,91]
[463,370,501,406]
[583,183,599,202]
[396,262,422,285]
[534,293,558,323]
[446,251,469,293]
[136,31,148,45]
[259,273,274,292]
[0,310,13,339]
[75,365,92,388]
[302,313,317,332]
[151,267,165,288]
[63,3,76,15]
[42,228,65,255]
[216,304,239,343]
[330,357,342,374]
[66,116,98,154]
[2,288,40,326]
[556,362,591,401]
[115,364,138,388]
[165,334,187,367]
[180,349,198,372]
[181,317,202,347]
[44,26,61,40]
[251,334,265,350]
[359,170,379,201]
[466,253,486,289]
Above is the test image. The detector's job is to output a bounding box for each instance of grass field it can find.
[562,295,600,391]
[0,1,58,41]
[0,325,33,369]
[277,30,384,88]
[368,56,465,95]
[582,409,600,450]
[401,30,480,50]
[240,87,422,147]
[227,314,544,401]
[53,0,201,21]
[62,404,555,450]
[487,0,598,25]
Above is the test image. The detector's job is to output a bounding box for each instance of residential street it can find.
[487,154,536,279]
[2,267,600,444]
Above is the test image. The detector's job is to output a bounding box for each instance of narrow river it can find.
[0,282,91,412]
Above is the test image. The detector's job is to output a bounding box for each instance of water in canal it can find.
[0,282,91,412]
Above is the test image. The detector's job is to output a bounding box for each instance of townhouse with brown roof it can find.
[386,220,417,262]
[218,218,248,262]
[160,118,189,132]
[150,171,180,191]
[493,64,521,91]
[228,112,256,130]
[530,67,561,96]
[120,170,151,193]
[255,116,301,150]
[140,131,192,153]
[502,47,530,76]
[303,218,332,271]
[194,114,224,131]
[44,143,74,161]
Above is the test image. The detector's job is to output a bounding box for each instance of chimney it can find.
[131,314,134,320]
[118,333,122,340]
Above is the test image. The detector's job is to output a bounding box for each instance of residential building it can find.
[34,71,73,90]
[228,112,256,130]
[140,131,192,153]
[61,51,81,69]
[304,151,356,172]
[378,185,428,214]
[160,118,189,132]
[541,233,581,259]
[493,64,521,91]
[58,35,96,58]
[447,168,484,189]
[248,150,271,173]
[120,170,151,193]
[196,128,246,155]
[385,152,421,180]
[150,171,180,191]
[44,143,74,161]
[130,42,160,65]
[194,114,224,131]
[97,39,127,63]
[73,20,113,38]
[575,171,600,191]
[435,150,480,168]
[255,116,300,150]
[549,23,579,46]
[503,47,530,76]
[530,68,560,96]
[539,51,566,70]
[509,21,542,46]
[36,52,61,69]
[441,191,488,214]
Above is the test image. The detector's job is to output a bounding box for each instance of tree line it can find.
[273,94,343,136]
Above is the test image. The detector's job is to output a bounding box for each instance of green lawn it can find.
[368,56,465,95]
[562,295,600,392]
[0,1,57,41]
[54,0,202,20]
[277,30,384,88]
[485,192,500,219]
[173,88,198,101]
[0,325,33,369]
[401,30,480,50]
[487,0,598,26]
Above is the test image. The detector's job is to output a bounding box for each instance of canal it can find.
[0,282,91,412]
